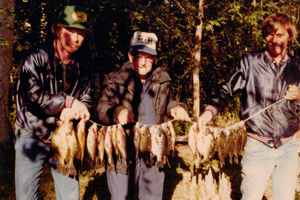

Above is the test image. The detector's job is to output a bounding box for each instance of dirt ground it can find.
[77,142,300,200]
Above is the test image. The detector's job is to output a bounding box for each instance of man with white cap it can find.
[15,5,92,200]
[97,31,189,200]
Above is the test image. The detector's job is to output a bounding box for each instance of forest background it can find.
[1,0,300,199]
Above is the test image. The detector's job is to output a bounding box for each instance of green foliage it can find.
[11,0,300,123]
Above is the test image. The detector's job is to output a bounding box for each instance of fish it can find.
[133,122,141,159]
[233,126,242,164]
[117,124,127,161]
[76,119,86,165]
[226,128,234,165]
[161,122,173,156]
[97,126,106,165]
[104,126,114,169]
[111,125,119,158]
[150,125,167,168]
[86,122,98,167]
[216,129,227,168]
[238,121,248,155]
[51,120,79,176]
[168,121,176,157]
[139,124,151,165]
[188,122,199,160]
[197,127,215,166]
[139,124,151,153]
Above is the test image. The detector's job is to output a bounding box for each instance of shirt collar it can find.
[264,50,289,64]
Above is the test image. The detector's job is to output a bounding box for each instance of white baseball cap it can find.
[129,31,158,55]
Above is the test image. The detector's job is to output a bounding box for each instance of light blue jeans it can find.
[14,130,79,200]
[241,135,298,200]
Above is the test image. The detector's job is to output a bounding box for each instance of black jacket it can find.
[97,61,188,174]
[97,61,187,125]
[208,49,300,143]
[16,42,92,141]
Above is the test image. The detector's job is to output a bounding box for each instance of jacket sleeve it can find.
[206,53,248,116]
[18,51,68,116]
[97,80,124,125]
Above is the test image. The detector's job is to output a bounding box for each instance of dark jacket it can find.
[16,42,92,141]
[97,61,187,174]
[207,49,300,145]
[97,61,187,125]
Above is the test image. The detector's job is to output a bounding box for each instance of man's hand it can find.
[59,108,76,122]
[118,108,134,125]
[170,105,189,121]
[198,110,213,129]
[284,85,300,100]
[71,99,90,121]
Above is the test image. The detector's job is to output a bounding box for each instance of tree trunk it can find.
[0,0,15,182]
[193,0,204,121]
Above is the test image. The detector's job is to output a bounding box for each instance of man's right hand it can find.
[118,108,134,125]
[71,99,90,121]
[198,110,213,129]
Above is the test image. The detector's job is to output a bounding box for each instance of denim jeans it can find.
[106,157,165,200]
[14,129,79,200]
[241,135,298,200]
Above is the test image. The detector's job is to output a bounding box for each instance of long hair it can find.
[262,13,298,43]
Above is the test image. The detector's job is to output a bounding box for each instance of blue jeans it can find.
[14,129,79,200]
[241,135,298,200]
[106,157,165,200]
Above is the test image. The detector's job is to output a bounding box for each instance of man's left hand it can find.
[284,85,300,100]
[170,105,189,121]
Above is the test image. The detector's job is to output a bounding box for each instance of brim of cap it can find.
[130,45,157,55]
[61,23,90,31]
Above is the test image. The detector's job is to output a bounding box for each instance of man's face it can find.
[129,52,156,80]
[265,25,290,58]
[57,25,86,53]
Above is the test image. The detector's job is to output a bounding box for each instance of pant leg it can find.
[15,132,49,200]
[106,165,131,200]
[50,158,80,200]
[138,158,165,200]
[241,136,276,200]
[272,135,298,200]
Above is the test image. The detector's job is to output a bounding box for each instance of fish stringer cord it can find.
[243,98,286,123]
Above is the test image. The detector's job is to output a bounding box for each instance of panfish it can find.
[51,120,79,176]
[233,126,242,164]
[133,122,141,159]
[97,126,106,165]
[238,121,248,155]
[216,129,227,168]
[226,128,234,165]
[197,128,215,166]
[168,121,176,157]
[111,125,119,158]
[87,122,98,166]
[150,125,167,168]
[139,124,151,165]
[117,124,127,162]
[140,124,151,153]
[104,126,114,169]
[160,122,172,156]
[76,119,86,165]
[188,122,199,160]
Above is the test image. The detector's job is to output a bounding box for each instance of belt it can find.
[247,132,292,148]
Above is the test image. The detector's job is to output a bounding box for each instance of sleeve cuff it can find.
[65,96,75,108]
[204,105,218,117]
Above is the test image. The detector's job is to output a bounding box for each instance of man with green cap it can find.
[15,5,92,200]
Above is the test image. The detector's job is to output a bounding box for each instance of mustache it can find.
[69,42,81,48]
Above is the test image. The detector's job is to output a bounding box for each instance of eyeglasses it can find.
[134,55,155,63]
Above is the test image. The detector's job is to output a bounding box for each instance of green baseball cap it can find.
[57,5,90,31]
